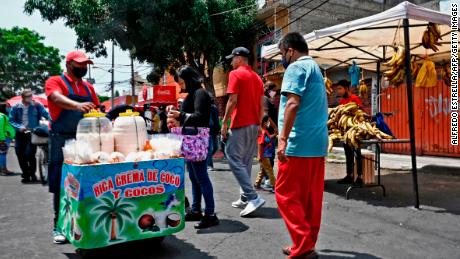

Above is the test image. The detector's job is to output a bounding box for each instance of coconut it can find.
[166,213,181,228]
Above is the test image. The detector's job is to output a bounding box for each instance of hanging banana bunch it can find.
[384,45,406,86]
[327,103,393,152]
[421,23,442,52]
[442,63,451,86]
[358,70,368,98]
[411,56,420,78]
[324,76,333,96]
[415,57,438,88]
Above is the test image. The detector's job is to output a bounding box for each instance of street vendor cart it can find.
[57,158,186,251]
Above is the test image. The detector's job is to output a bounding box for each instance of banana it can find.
[384,52,399,67]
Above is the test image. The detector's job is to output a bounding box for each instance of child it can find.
[254,115,276,192]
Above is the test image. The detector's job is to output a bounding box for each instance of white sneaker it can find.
[240,197,265,217]
[231,198,248,209]
[261,183,274,192]
[53,230,67,244]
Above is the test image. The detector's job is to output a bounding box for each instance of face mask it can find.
[281,52,292,69]
[269,91,276,98]
[71,66,88,79]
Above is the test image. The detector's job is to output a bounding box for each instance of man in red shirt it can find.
[221,47,265,217]
[336,79,363,185]
[46,50,99,244]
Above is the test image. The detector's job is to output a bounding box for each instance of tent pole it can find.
[403,18,420,209]
[376,60,381,115]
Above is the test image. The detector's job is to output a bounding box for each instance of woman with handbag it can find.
[168,66,219,229]
[0,103,15,175]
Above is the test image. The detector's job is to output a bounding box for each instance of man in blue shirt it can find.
[10,89,50,183]
[276,32,328,259]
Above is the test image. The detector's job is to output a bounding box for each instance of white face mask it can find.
[269,91,276,98]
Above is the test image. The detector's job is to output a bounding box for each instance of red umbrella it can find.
[7,95,48,107]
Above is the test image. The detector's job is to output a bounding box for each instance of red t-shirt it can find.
[339,94,362,106]
[45,73,100,121]
[227,65,264,129]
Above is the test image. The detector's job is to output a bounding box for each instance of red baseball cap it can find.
[66,50,93,64]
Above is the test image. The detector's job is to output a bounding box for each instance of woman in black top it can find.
[168,66,218,229]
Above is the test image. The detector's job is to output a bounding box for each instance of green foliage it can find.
[0,27,62,94]
[97,95,110,102]
[115,90,120,97]
[24,0,261,81]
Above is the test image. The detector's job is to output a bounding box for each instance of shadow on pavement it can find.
[244,207,282,219]
[319,249,382,259]
[325,170,460,215]
[196,219,249,234]
[63,235,215,259]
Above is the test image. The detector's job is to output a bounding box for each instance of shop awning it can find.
[261,1,453,71]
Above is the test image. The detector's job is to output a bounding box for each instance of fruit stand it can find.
[261,1,454,208]
[57,158,185,250]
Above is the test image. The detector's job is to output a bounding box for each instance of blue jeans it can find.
[207,135,218,168]
[186,160,215,215]
[0,138,11,168]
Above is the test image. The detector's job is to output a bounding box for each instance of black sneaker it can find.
[354,177,364,186]
[31,176,38,182]
[194,214,219,229]
[337,175,353,184]
[185,211,203,222]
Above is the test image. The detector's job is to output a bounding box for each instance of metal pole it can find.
[131,53,135,106]
[111,42,115,109]
[376,60,381,114]
[403,18,420,209]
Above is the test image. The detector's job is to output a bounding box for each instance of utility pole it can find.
[130,52,135,105]
[111,42,115,109]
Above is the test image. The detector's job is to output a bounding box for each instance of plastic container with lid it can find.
[76,110,114,154]
[113,109,147,156]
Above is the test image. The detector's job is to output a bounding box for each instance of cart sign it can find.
[152,85,176,104]
[57,158,185,249]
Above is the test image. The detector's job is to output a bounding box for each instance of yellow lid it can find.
[119,109,140,117]
[83,110,106,118]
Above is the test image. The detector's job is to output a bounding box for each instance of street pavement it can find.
[0,150,459,259]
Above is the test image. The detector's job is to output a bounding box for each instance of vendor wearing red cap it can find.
[45,50,99,244]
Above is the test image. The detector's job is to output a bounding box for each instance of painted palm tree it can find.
[93,197,134,241]
[61,194,72,232]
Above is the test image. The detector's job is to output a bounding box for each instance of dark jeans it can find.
[48,133,75,230]
[344,144,362,177]
[207,134,219,168]
[186,160,215,215]
[15,132,37,179]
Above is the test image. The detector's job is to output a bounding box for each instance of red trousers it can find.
[276,157,325,258]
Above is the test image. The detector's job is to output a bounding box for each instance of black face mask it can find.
[71,66,88,79]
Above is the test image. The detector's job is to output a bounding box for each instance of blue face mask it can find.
[281,52,291,69]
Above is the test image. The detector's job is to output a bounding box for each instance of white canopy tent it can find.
[261,1,452,71]
[261,1,455,208]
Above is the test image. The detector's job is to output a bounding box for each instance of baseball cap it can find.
[66,50,93,64]
[225,47,250,59]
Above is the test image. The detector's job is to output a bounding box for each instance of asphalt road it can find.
[0,150,459,259]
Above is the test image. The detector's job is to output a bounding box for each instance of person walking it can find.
[169,66,219,229]
[221,47,265,217]
[0,103,15,175]
[276,32,328,259]
[254,115,276,192]
[46,50,99,244]
[336,79,364,186]
[9,89,50,183]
